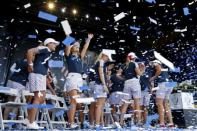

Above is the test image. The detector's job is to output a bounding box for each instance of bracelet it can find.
[29,63,33,66]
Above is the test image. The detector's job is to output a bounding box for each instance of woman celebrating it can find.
[64,33,93,129]
[120,52,143,126]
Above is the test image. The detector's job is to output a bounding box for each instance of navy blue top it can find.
[110,74,125,93]
[94,60,107,85]
[33,46,52,75]
[10,59,28,86]
[140,66,153,91]
[123,62,138,80]
[66,54,82,74]
[152,63,169,83]
[87,66,96,82]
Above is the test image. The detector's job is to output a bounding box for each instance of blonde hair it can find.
[95,52,104,63]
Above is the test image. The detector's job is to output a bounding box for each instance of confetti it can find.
[62,36,75,46]
[28,35,37,39]
[114,12,125,22]
[130,26,141,31]
[154,51,175,70]
[24,3,31,9]
[38,11,58,22]
[48,60,64,68]
[148,17,157,25]
[174,27,187,32]
[61,20,72,35]
[145,0,156,4]
[46,29,56,34]
[183,7,190,16]
[79,85,89,91]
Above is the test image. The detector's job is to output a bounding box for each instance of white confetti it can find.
[24,3,31,9]
[114,12,125,22]
[148,17,157,25]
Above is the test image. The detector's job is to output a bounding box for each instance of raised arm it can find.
[80,33,94,60]
[64,44,72,57]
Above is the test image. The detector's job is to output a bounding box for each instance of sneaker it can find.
[167,123,175,128]
[70,123,78,129]
[27,122,44,129]
[88,124,94,129]
[95,124,101,130]
[136,122,143,127]
[114,122,122,129]
[23,118,30,126]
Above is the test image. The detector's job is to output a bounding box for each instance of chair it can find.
[75,97,95,129]
[0,86,26,130]
[45,94,68,130]
[103,101,115,128]
[22,90,52,130]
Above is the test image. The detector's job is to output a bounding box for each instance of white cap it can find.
[152,60,161,64]
[44,38,60,46]
[127,52,137,59]
[102,50,113,61]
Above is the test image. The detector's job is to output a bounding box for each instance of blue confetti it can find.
[170,67,181,73]
[62,36,75,46]
[145,0,156,4]
[28,35,37,39]
[48,60,64,68]
[9,112,16,118]
[130,26,141,31]
[38,11,58,22]
[146,114,159,125]
[165,82,177,88]
[7,122,15,127]
[79,85,89,91]
[46,29,55,34]
[183,7,190,16]
[55,110,65,117]
[24,104,54,109]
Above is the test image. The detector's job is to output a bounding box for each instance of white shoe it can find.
[23,119,30,125]
[27,121,44,129]
[70,123,78,129]
[88,124,94,129]
[95,124,100,129]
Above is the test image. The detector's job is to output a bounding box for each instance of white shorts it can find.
[123,78,141,99]
[64,73,83,93]
[7,80,26,92]
[109,92,124,105]
[156,82,173,100]
[140,90,150,106]
[93,84,107,99]
[28,73,46,92]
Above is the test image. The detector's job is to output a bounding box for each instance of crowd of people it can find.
[2,33,175,130]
